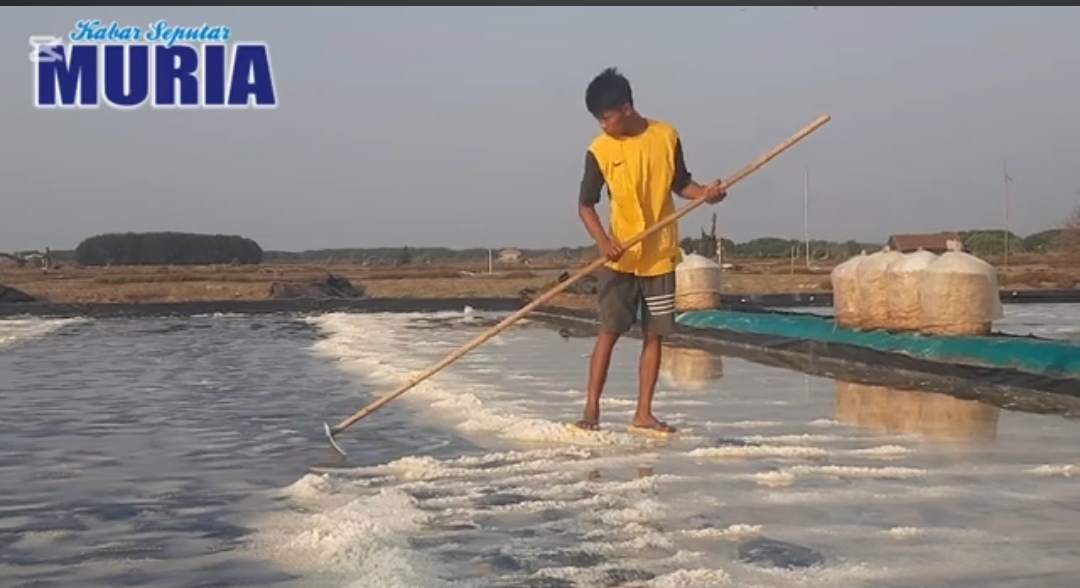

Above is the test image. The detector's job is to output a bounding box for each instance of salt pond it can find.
[0,308,1078,587]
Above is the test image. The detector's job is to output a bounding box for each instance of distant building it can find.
[886,232,963,254]
[497,247,523,263]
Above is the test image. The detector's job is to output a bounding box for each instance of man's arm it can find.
[578,150,611,246]
[671,138,711,200]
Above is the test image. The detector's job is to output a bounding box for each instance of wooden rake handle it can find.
[327,113,832,436]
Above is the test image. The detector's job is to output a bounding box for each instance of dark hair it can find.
[585,67,633,118]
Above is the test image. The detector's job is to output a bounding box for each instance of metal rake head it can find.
[323,422,347,456]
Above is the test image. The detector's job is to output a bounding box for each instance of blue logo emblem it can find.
[30,19,278,109]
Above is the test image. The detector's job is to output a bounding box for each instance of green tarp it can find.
[676,310,1080,379]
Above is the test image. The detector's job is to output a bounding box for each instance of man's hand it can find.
[678,180,728,204]
[598,236,624,262]
[580,203,623,261]
[703,180,727,204]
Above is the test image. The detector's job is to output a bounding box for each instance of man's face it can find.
[596,104,633,138]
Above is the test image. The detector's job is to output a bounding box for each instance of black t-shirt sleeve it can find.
[671,138,692,194]
[578,150,605,206]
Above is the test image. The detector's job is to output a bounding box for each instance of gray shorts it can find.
[596,267,676,337]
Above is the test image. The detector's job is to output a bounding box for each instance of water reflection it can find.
[660,345,723,392]
[834,380,1000,453]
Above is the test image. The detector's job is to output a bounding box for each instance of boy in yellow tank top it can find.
[574,67,727,435]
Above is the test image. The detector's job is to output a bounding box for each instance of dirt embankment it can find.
[1,255,1077,306]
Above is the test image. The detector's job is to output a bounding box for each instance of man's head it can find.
[585,67,638,138]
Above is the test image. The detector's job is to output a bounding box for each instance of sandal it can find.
[628,421,678,436]
[570,420,601,432]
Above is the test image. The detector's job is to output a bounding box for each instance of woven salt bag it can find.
[675,252,723,312]
[829,251,867,329]
[884,249,939,332]
[854,247,904,330]
[918,243,1003,336]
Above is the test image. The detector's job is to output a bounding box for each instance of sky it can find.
[2,7,1078,252]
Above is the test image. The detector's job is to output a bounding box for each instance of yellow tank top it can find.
[588,119,682,276]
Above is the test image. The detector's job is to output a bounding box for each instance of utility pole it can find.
[1003,161,1012,271]
[803,167,811,269]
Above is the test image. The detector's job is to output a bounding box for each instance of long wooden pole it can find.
[323,113,832,452]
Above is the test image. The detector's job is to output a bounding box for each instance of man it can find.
[573,67,726,435]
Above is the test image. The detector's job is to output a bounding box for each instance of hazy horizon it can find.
[3,7,1078,252]
[11,226,1058,256]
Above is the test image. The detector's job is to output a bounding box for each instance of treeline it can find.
[263,246,598,265]
[264,227,1075,266]
[680,235,882,260]
[9,226,1078,269]
[73,232,263,266]
[961,228,1064,256]
[678,228,1074,261]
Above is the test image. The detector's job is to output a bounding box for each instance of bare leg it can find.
[578,330,619,429]
[633,333,662,423]
[632,333,675,432]
[631,271,677,433]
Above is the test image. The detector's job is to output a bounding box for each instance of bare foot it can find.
[571,419,600,431]
[630,417,677,434]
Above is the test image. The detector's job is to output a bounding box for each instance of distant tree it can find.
[1059,205,1080,252]
[1023,229,1064,253]
[74,232,262,266]
[697,229,718,260]
[960,230,1025,257]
